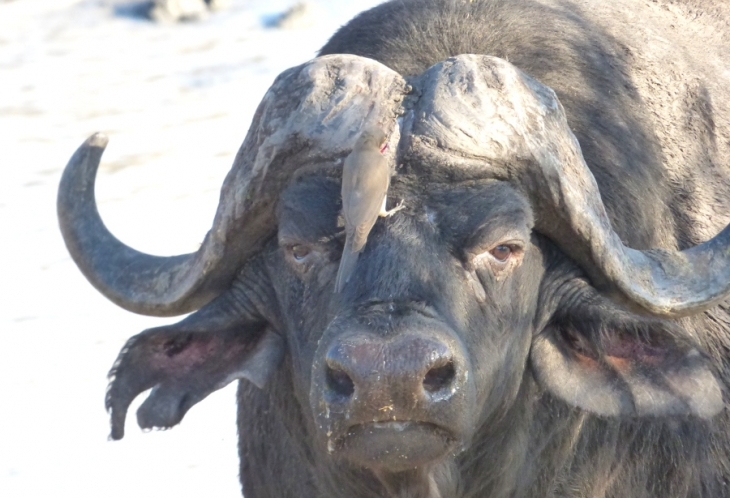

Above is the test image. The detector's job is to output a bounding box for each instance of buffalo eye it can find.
[490,245,512,262]
[465,241,525,276]
[486,243,523,267]
[289,244,311,262]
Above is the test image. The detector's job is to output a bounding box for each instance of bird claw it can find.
[380,199,405,217]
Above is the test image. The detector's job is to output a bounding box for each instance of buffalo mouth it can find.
[331,421,458,471]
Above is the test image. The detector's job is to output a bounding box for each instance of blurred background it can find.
[0,0,382,496]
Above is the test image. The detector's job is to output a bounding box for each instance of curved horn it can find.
[57,133,224,316]
[402,55,730,317]
[58,55,407,316]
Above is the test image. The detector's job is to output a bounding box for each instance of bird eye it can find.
[290,245,311,262]
[489,245,512,262]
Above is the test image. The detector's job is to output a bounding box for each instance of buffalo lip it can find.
[330,420,458,470]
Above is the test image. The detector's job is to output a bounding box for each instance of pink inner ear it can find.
[156,335,215,373]
[533,324,723,418]
[380,143,388,153]
[563,328,669,369]
[150,331,259,377]
[603,338,667,366]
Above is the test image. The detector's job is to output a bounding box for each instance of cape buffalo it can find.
[57,0,730,496]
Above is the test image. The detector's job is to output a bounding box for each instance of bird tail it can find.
[335,239,359,293]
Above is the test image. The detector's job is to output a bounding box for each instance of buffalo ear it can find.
[530,297,723,419]
[106,323,285,440]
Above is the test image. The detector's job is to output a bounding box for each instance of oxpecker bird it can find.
[335,127,403,293]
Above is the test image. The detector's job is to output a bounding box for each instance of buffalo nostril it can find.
[326,365,355,398]
[423,361,456,393]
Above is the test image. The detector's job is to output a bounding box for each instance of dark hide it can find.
[104,0,730,497]
[244,175,548,497]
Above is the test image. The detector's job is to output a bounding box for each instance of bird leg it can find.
[379,196,405,217]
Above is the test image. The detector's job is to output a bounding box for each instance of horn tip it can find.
[86,132,109,148]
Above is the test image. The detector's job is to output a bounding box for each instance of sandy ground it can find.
[0,1,382,496]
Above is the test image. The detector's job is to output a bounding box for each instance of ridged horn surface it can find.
[58,55,407,316]
[401,55,730,317]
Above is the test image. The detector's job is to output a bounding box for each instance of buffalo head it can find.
[58,54,730,492]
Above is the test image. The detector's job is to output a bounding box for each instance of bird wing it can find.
[344,151,389,252]
[334,238,359,293]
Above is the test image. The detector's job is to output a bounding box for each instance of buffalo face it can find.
[272,174,541,471]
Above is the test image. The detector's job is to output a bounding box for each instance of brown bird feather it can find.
[335,127,403,292]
